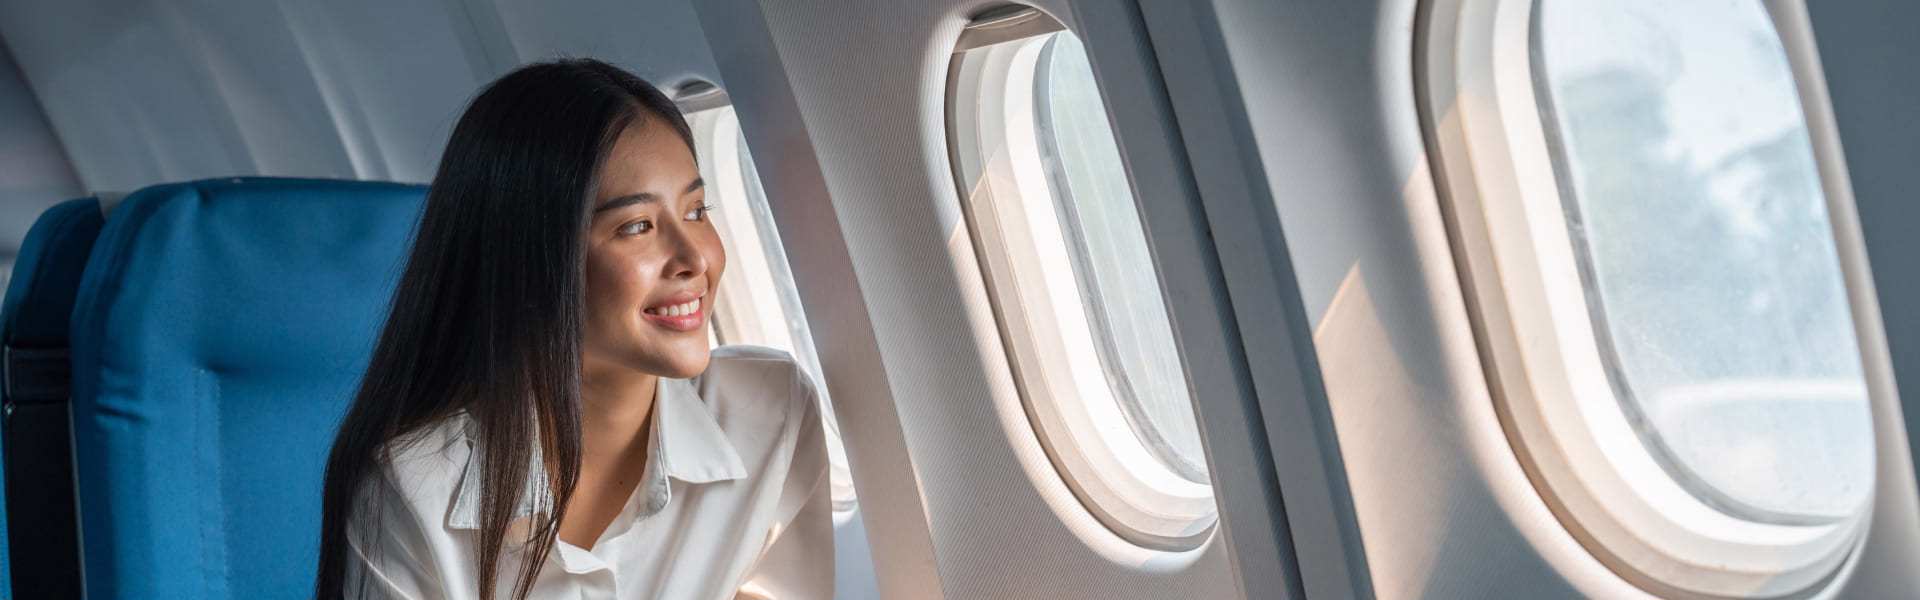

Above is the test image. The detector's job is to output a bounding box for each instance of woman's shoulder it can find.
[706,343,801,369]
[382,413,472,468]
[362,414,472,509]
[696,346,825,484]
[699,344,821,421]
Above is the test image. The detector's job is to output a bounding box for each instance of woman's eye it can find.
[617,220,653,236]
[684,203,715,222]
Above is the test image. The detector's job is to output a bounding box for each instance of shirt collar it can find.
[446,377,748,530]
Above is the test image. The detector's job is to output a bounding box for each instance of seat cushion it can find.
[68,178,424,598]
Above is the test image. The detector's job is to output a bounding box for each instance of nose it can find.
[661,222,710,281]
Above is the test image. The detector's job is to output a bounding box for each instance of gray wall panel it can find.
[0,0,725,189]
[1197,0,1577,596]
[489,0,721,89]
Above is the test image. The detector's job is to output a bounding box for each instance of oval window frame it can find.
[1416,0,1871,597]
[944,6,1217,551]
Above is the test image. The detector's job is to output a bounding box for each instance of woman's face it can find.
[581,117,724,380]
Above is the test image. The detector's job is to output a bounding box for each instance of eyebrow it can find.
[593,177,705,214]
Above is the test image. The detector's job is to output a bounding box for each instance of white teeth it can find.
[652,298,700,318]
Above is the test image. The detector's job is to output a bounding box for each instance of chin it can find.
[657,346,712,379]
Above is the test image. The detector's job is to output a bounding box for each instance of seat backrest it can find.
[2,196,105,600]
[67,178,425,598]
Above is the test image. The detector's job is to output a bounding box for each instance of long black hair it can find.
[314,58,694,600]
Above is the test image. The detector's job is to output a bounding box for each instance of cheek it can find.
[584,249,653,320]
[704,229,727,285]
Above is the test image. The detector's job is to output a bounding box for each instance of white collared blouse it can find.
[343,345,833,600]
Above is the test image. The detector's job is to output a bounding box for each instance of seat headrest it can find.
[2,197,103,350]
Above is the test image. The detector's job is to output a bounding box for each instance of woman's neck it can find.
[579,364,659,455]
[564,362,660,549]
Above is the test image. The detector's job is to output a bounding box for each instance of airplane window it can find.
[1036,32,1209,484]
[1422,0,1875,594]
[687,104,857,511]
[1535,0,1872,525]
[949,9,1215,551]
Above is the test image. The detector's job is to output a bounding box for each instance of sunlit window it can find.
[686,103,856,512]
[1419,0,1874,595]
[948,8,1214,550]
[1036,35,1208,483]
[1535,0,1870,527]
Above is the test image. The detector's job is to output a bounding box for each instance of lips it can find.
[641,291,705,332]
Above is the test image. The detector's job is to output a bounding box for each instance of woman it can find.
[313,59,832,600]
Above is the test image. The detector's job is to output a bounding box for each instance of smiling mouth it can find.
[641,296,705,332]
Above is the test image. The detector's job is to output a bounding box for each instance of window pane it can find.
[1536,0,1871,521]
[1036,32,1207,482]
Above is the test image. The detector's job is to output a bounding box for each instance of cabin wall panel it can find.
[0,0,725,190]
[0,0,482,188]
[1192,0,1593,596]
[487,0,721,89]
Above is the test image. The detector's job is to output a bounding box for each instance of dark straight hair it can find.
[313,58,694,600]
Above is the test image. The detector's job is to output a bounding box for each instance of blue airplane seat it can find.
[2,196,106,599]
[66,177,425,598]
